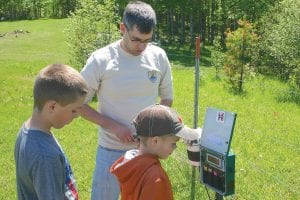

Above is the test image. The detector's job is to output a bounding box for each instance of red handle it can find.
[195,37,201,59]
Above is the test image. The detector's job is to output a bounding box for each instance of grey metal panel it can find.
[200,107,237,155]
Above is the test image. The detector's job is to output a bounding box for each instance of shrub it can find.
[66,0,120,70]
[256,0,300,80]
[211,36,225,80]
[223,19,258,93]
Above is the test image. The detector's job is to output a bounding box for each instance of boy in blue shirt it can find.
[14,64,88,200]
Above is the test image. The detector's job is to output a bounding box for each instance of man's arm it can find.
[79,104,135,143]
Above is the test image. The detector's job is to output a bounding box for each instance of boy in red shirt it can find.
[110,104,200,200]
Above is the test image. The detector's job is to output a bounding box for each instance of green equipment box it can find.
[199,107,237,196]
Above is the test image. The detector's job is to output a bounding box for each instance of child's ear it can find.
[151,136,160,144]
[44,100,57,113]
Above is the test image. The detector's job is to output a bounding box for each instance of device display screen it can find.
[207,154,221,166]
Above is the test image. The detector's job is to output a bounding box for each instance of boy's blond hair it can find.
[33,64,88,110]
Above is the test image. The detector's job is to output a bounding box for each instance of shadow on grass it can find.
[161,45,212,67]
[260,74,300,106]
[277,88,300,105]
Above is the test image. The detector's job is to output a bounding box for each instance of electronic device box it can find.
[199,107,237,196]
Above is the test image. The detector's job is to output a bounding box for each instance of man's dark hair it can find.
[123,1,156,33]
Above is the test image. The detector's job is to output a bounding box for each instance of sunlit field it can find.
[0,19,299,199]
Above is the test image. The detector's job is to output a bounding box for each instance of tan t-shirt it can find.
[81,40,173,150]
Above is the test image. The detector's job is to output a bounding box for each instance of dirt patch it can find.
[0,30,30,38]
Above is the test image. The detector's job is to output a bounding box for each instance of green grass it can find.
[1,19,299,200]
[170,67,300,199]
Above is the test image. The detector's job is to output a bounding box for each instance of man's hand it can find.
[114,124,136,143]
[80,104,137,143]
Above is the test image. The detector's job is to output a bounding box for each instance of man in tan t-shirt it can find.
[80,1,173,200]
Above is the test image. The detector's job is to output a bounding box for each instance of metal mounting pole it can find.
[194,36,200,130]
[190,36,201,200]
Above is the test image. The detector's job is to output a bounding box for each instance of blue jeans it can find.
[91,146,126,200]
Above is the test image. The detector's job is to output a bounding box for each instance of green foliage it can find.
[66,0,120,70]
[0,0,76,19]
[256,0,300,81]
[223,19,258,93]
[226,0,279,22]
[211,36,225,80]
[289,67,300,90]
[0,0,281,52]
[282,67,300,104]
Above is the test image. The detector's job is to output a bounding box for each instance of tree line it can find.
[1,0,299,99]
[0,0,77,19]
[0,0,278,46]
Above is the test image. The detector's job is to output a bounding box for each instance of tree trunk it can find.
[220,0,227,49]
[210,0,216,44]
[199,12,206,45]
[156,15,160,42]
[189,13,194,49]
[180,11,185,46]
[33,0,37,19]
[169,8,175,43]
[239,29,246,93]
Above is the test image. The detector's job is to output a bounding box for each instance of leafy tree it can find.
[223,19,258,93]
[211,36,225,80]
[0,0,77,19]
[66,0,120,70]
[256,0,300,81]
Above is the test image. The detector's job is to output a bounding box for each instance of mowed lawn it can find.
[0,19,299,199]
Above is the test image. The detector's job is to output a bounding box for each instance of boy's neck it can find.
[138,144,157,156]
[26,109,52,134]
